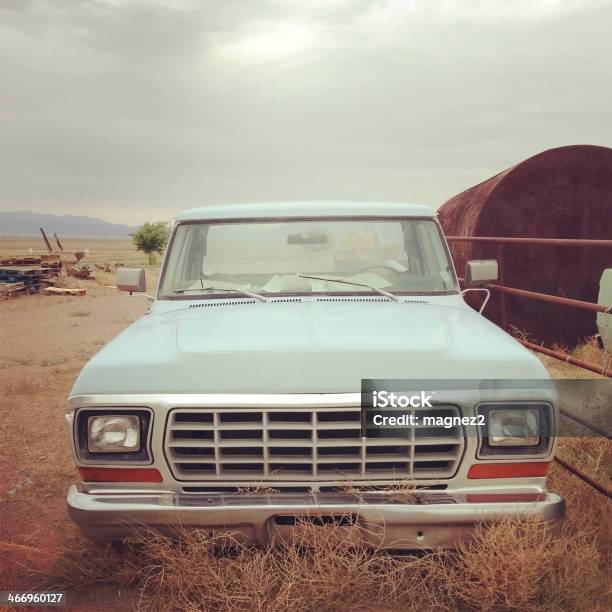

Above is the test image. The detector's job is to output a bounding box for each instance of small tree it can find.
[131,221,170,265]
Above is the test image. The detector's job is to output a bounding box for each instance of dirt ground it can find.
[0,284,149,609]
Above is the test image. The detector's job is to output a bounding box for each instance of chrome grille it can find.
[165,406,465,482]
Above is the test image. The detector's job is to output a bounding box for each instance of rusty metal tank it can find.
[438,144,612,347]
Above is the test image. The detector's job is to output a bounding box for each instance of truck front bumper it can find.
[67,486,565,549]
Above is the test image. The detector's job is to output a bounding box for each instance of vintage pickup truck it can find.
[66,201,564,548]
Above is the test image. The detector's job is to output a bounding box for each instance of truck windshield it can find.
[159,218,457,298]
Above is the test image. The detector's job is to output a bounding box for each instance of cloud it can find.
[0,0,611,224]
[357,0,612,24]
[214,21,322,64]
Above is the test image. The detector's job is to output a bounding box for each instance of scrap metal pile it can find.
[0,253,61,299]
[0,228,94,299]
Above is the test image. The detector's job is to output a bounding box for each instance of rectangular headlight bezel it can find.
[476,402,554,458]
[75,408,153,463]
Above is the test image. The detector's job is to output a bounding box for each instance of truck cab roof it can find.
[175,201,436,222]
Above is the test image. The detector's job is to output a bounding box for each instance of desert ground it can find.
[0,237,610,611]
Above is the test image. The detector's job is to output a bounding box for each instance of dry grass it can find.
[1,377,45,396]
[41,485,610,612]
[572,337,611,369]
[11,357,35,366]
[39,438,612,612]
[40,357,69,368]
[557,437,611,484]
[535,335,610,379]
[47,526,427,611]
[35,426,610,611]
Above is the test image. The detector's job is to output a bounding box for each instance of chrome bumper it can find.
[67,486,565,549]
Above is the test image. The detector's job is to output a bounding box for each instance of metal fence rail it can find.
[486,283,610,315]
[556,408,612,500]
[450,235,611,377]
[518,339,611,378]
[447,236,612,248]
[559,407,612,441]
[554,456,612,500]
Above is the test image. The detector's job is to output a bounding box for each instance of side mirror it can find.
[116,267,146,293]
[465,260,498,286]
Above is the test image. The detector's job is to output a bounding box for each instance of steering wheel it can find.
[358,263,401,275]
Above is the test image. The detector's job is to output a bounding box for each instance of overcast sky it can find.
[1,0,611,225]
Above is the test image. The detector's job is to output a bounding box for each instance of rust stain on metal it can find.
[439,144,612,346]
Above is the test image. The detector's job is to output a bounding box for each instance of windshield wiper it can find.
[173,286,268,302]
[298,274,399,302]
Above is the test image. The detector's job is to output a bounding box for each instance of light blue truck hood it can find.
[70,300,549,396]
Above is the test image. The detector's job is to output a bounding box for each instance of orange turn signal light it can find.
[467,462,551,479]
[78,467,163,483]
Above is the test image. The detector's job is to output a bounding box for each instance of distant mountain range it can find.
[0,211,136,238]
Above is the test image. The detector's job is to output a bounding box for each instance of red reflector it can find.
[466,493,547,503]
[467,462,551,479]
[78,467,163,483]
